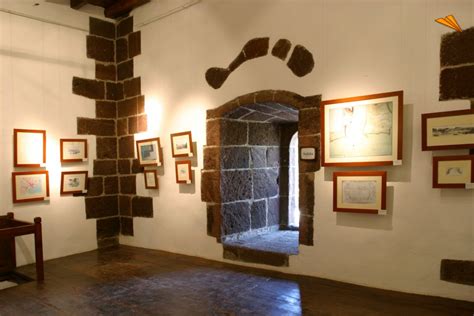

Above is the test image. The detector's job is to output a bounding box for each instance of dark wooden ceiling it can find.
[71,0,150,19]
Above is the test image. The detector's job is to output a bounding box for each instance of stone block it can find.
[201,171,220,203]
[137,95,145,114]
[87,35,114,62]
[128,116,138,134]
[77,118,115,136]
[120,217,134,236]
[119,135,135,158]
[106,82,124,101]
[267,197,280,226]
[96,217,120,239]
[87,177,103,197]
[299,172,314,216]
[96,101,117,119]
[118,159,131,174]
[73,77,105,100]
[221,170,252,202]
[137,114,147,132]
[207,99,239,119]
[206,204,221,238]
[104,176,118,195]
[124,77,141,98]
[222,201,251,235]
[89,17,115,39]
[272,38,291,61]
[299,108,320,136]
[85,195,118,218]
[299,214,313,245]
[203,147,220,170]
[250,147,266,168]
[440,259,474,286]
[96,137,117,159]
[120,175,136,194]
[251,200,266,229]
[221,147,249,169]
[117,60,133,80]
[220,120,247,146]
[96,63,116,81]
[439,65,474,100]
[117,16,133,37]
[223,245,288,267]
[116,38,128,63]
[131,159,143,174]
[93,160,117,175]
[117,118,128,136]
[241,111,273,122]
[117,97,138,117]
[226,107,252,120]
[440,27,474,67]
[132,196,153,217]
[287,44,314,77]
[119,195,131,216]
[249,123,279,145]
[266,147,280,168]
[128,31,141,58]
[253,169,279,199]
[206,119,221,146]
[279,196,289,227]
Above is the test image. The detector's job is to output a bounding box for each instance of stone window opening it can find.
[288,132,299,228]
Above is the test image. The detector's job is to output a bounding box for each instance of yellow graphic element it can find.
[435,15,462,32]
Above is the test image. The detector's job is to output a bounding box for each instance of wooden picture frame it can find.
[333,171,387,214]
[60,139,88,162]
[60,171,88,195]
[175,160,192,184]
[170,131,194,158]
[136,137,162,167]
[144,170,159,189]
[12,171,49,203]
[321,91,403,166]
[421,109,474,151]
[433,155,474,189]
[14,129,46,167]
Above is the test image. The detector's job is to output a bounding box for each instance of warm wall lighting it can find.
[144,96,164,136]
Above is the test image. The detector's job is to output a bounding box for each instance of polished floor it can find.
[223,230,299,255]
[0,246,473,315]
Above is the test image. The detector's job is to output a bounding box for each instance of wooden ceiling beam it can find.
[104,0,150,19]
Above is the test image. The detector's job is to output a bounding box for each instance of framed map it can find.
[170,131,194,158]
[60,139,88,162]
[175,160,192,184]
[321,91,403,166]
[60,171,88,195]
[333,171,387,214]
[12,171,49,203]
[432,155,473,189]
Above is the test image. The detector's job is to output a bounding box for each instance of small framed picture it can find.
[433,155,473,189]
[136,137,161,167]
[60,139,88,162]
[14,129,46,167]
[175,160,192,184]
[60,171,88,195]
[170,131,194,158]
[12,171,50,203]
[144,170,158,189]
[321,91,403,166]
[421,109,474,151]
[300,147,317,160]
[333,171,387,214]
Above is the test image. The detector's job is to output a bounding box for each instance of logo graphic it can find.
[435,15,462,32]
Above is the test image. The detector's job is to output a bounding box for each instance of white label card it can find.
[393,160,402,166]
[186,180,191,184]
[378,209,387,215]
[465,183,474,189]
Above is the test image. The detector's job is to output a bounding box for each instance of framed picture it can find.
[321,91,403,166]
[60,139,88,162]
[144,170,158,189]
[333,171,387,214]
[136,137,161,167]
[170,131,194,158]
[421,109,474,151]
[175,160,192,184]
[60,171,88,195]
[14,129,46,167]
[433,155,473,189]
[300,147,317,161]
[12,171,49,203]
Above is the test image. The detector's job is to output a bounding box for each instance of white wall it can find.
[122,0,474,302]
[0,2,102,265]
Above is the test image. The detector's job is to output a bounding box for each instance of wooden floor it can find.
[0,246,473,315]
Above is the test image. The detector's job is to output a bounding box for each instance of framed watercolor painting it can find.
[433,155,473,189]
[421,109,474,151]
[170,131,194,158]
[60,171,88,195]
[175,160,192,184]
[144,170,158,189]
[12,171,49,203]
[14,129,46,167]
[333,171,387,214]
[321,91,403,166]
[136,137,161,167]
[60,139,88,162]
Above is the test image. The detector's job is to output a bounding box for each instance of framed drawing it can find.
[12,171,49,203]
[14,129,46,167]
[333,171,387,214]
[170,131,194,158]
[433,155,473,189]
[144,170,158,189]
[300,147,317,161]
[175,160,192,184]
[136,137,161,167]
[421,109,474,151]
[60,171,88,195]
[60,139,88,162]
[321,91,403,166]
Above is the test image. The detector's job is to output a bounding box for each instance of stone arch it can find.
[201,90,321,246]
